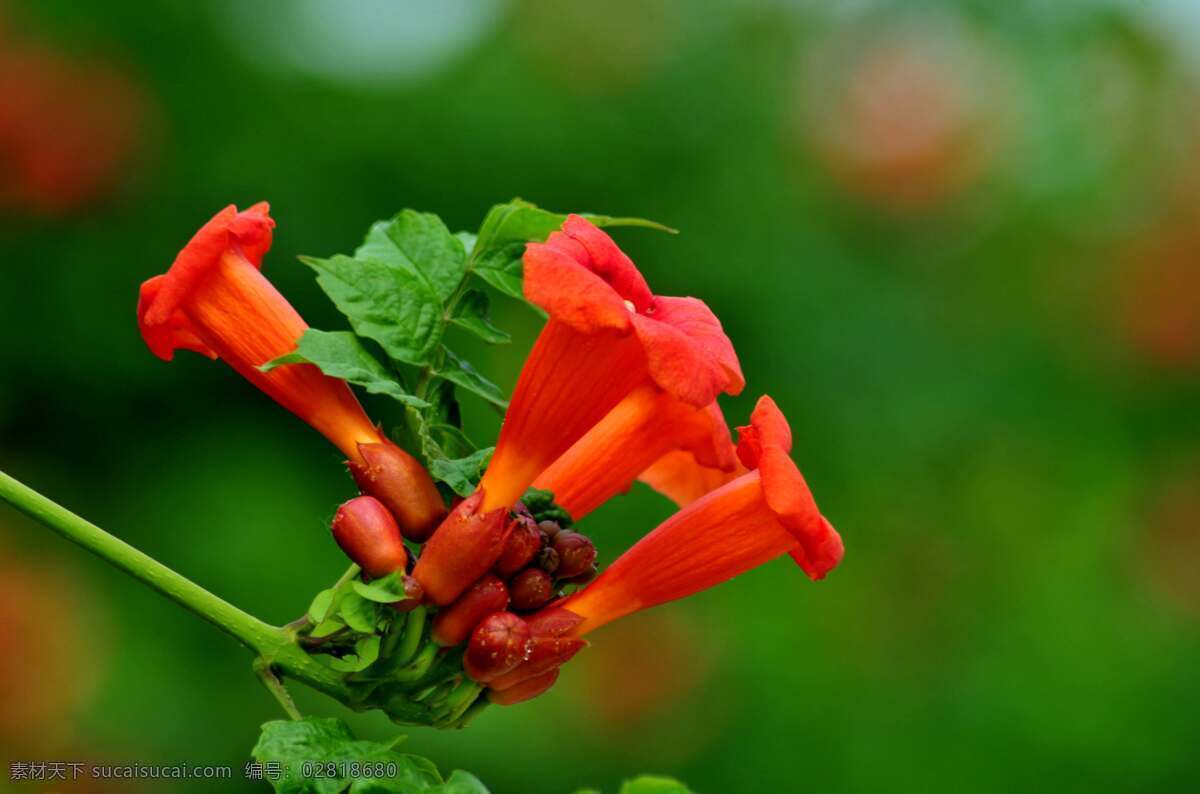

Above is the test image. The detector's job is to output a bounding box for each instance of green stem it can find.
[0,469,353,704]
[0,470,277,650]
[255,658,303,720]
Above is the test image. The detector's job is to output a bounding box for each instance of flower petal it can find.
[136,274,216,361]
[558,473,796,635]
[737,396,842,579]
[631,296,744,407]
[140,202,274,328]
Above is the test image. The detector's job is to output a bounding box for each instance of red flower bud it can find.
[487,668,560,706]
[509,568,555,612]
[538,520,563,540]
[526,606,585,638]
[535,546,560,574]
[412,492,512,606]
[431,575,509,647]
[464,611,532,682]
[487,634,587,691]
[493,515,543,578]
[330,496,407,578]
[552,531,597,579]
[349,441,448,541]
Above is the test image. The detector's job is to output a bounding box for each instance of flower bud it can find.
[412,492,512,606]
[509,568,555,612]
[330,496,407,578]
[464,611,532,682]
[487,669,560,706]
[493,515,543,578]
[535,546,560,574]
[537,520,563,540]
[431,575,509,647]
[527,606,585,638]
[487,634,587,691]
[561,566,597,587]
[552,531,597,579]
[349,441,448,541]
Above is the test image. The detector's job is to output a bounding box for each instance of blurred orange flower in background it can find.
[0,536,109,756]
[798,12,1012,214]
[1114,218,1200,370]
[0,20,145,216]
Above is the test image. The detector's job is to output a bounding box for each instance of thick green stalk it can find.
[0,469,351,702]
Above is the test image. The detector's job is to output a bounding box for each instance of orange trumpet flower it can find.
[532,384,741,520]
[137,204,446,537]
[137,203,383,458]
[477,215,744,512]
[552,396,843,636]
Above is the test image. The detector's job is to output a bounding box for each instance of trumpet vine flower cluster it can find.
[137,199,843,726]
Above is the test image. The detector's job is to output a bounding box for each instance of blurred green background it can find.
[2,0,1199,791]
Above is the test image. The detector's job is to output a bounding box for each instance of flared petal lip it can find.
[523,214,744,406]
[737,395,843,580]
[139,202,275,329]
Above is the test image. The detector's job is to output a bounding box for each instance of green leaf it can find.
[471,242,528,302]
[337,590,380,634]
[429,447,494,497]
[352,572,408,604]
[357,210,467,304]
[449,289,510,344]
[308,588,336,624]
[423,423,475,461]
[618,777,693,794]
[319,635,381,673]
[454,231,477,257]
[440,770,490,794]
[520,487,574,528]
[302,254,443,366]
[471,198,673,303]
[262,329,428,408]
[436,348,506,408]
[310,616,346,639]
[423,378,462,428]
[251,717,457,794]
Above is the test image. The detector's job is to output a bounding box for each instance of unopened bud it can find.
[493,515,543,578]
[412,492,512,606]
[431,575,509,646]
[464,611,532,682]
[526,606,585,638]
[349,441,448,541]
[509,568,555,612]
[487,634,587,691]
[330,496,407,578]
[535,546,559,574]
[487,668,560,706]
[537,520,562,540]
[552,531,597,579]
[561,566,597,587]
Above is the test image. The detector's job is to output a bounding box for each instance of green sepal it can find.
[352,571,408,604]
[520,487,574,527]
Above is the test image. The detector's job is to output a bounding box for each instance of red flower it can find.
[552,396,843,636]
[637,446,747,509]
[477,215,744,511]
[137,203,384,459]
[138,204,446,540]
[532,384,740,520]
